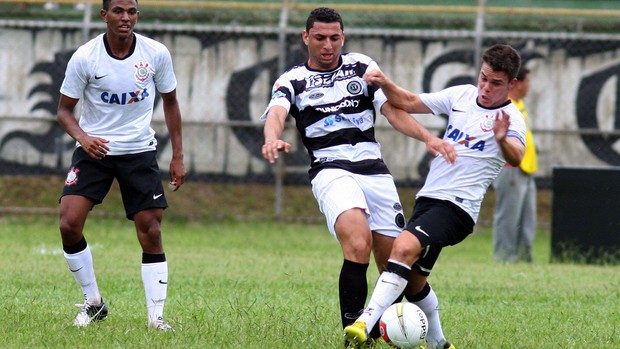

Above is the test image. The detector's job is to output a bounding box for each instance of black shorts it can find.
[61,147,167,220]
[405,197,475,276]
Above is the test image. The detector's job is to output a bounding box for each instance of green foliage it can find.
[0,216,618,348]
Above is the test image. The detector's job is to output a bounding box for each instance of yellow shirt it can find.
[511,98,537,174]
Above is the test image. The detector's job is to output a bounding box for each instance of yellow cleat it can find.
[440,341,455,349]
[343,321,368,349]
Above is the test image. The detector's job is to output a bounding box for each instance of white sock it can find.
[413,286,446,348]
[358,270,409,330]
[142,261,168,324]
[64,245,101,304]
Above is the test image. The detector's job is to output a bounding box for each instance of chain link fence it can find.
[1,0,620,213]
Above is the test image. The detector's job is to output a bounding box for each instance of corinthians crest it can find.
[134,61,150,82]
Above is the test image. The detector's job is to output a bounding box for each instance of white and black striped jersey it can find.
[260,53,389,180]
[417,85,526,222]
[60,32,177,155]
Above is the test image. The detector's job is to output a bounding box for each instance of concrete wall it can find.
[1,28,619,182]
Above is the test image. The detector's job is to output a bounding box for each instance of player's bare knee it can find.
[58,217,82,238]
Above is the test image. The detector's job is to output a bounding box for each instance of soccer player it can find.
[56,0,185,331]
[492,66,538,263]
[344,44,526,349]
[260,7,456,347]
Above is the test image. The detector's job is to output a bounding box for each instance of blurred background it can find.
[1,0,619,217]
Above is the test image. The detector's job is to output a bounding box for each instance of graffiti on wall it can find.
[1,30,620,182]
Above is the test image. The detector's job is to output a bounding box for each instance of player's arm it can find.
[381,102,456,164]
[57,94,110,160]
[262,105,292,164]
[364,70,429,114]
[161,89,186,191]
[494,109,525,166]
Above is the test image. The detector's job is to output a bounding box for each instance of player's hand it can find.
[81,136,110,160]
[262,139,292,164]
[168,157,186,191]
[493,109,511,141]
[426,136,457,164]
[363,69,389,87]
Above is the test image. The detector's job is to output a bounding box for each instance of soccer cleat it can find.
[73,299,108,327]
[343,321,368,348]
[344,337,376,349]
[149,317,174,332]
[439,340,455,349]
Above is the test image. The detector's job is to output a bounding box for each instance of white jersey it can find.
[60,32,177,155]
[418,85,526,222]
[260,53,389,180]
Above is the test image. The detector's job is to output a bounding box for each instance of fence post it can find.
[273,0,291,219]
[474,0,486,69]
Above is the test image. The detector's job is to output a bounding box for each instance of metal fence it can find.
[1,0,620,214]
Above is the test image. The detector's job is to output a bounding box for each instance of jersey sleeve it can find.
[59,48,89,99]
[153,44,177,94]
[259,76,293,121]
[364,61,388,111]
[507,107,527,146]
[418,85,466,116]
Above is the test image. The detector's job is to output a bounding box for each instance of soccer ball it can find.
[379,302,428,349]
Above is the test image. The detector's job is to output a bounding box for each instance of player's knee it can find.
[58,217,81,237]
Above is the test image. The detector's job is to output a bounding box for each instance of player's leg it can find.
[352,232,422,331]
[363,173,407,338]
[517,175,537,262]
[117,151,171,330]
[406,277,453,349]
[362,173,406,274]
[335,208,373,327]
[493,168,522,262]
[311,170,373,334]
[401,199,473,349]
[59,148,112,326]
[60,195,108,326]
[134,208,172,331]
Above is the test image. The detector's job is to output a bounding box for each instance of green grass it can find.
[0,215,618,348]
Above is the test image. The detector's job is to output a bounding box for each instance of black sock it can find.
[63,236,87,254]
[339,259,369,329]
[405,282,431,302]
[142,252,166,263]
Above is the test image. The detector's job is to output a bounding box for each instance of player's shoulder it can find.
[342,52,374,64]
[504,100,525,118]
[134,32,170,53]
[73,33,105,57]
[432,84,476,100]
[279,62,310,81]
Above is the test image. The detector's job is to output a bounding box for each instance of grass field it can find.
[0,209,618,348]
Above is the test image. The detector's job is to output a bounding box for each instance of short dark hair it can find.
[306,7,343,32]
[103,0,138,10]
[482,44,521,81]
[515,66,530,82]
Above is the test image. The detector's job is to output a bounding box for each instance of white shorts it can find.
[311,168,406,240]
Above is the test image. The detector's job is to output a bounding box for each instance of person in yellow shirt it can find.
[492,66,537,262]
